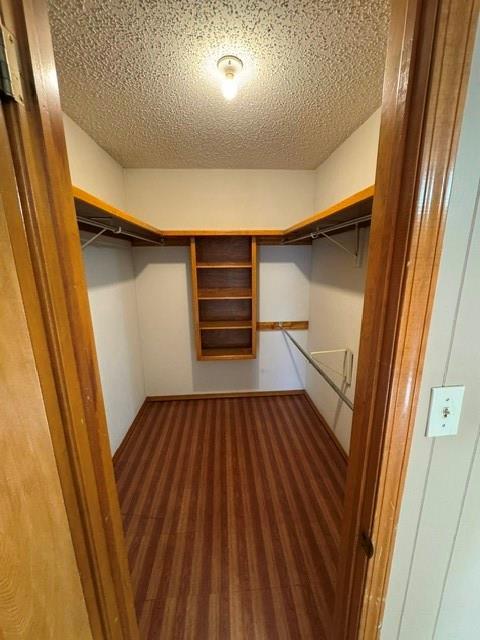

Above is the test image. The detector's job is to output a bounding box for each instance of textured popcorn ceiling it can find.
[48,0,389,169]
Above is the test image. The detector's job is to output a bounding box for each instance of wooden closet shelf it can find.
[197,288,252,300]
[282,185,374,243]
[196,262,252,269]
[200,347,255,360]
[73,186,163,245]
[73,184,374,247]
[200,320,252,330]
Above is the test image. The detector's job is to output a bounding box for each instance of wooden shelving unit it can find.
[190,237,257,360]
[73,184,372,362]
[73,184,374,247]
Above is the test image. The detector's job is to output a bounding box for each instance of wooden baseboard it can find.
[302,391,349,463]
[112,399,148,465]
[146,389,305,402]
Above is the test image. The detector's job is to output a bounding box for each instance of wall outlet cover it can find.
[426,385,465,438]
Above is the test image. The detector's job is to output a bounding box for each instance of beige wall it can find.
[82,237,145,452]
[63,114,145,452]
[63,113,125,209]
[306,109,380,452]
[314,108,381,210]
[64,106,380,438]
[382,28,480,639]
[133,245,311,396]
[124,168,316,396]
[63,116,317,406]
[307,229,370,451]
[124,169,316,229]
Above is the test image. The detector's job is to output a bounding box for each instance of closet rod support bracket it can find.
[313,222,362,266]
[81,227,107,249]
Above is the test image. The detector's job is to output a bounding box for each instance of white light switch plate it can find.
[426,385,465,437]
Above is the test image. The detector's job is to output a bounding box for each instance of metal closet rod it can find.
[279,324,354,411]
[77,215,164,246]
[283,213,372,245]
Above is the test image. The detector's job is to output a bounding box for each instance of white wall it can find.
[382,27,480,639]
[313,108,381,211]
[133,245,310,396]
[306,109,380,452]
[126,168,315,396]
[307,229,370,451]
[63,113,145,452]
[124,169,315,229]
[63,113,126,209]
[64,108,380,423]
[82,239,145,452]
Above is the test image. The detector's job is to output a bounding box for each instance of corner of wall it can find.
[306,109,381,452]
[314,107,381,211]
[62,112,127,210]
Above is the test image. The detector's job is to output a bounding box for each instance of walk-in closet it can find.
[47,1,387,638]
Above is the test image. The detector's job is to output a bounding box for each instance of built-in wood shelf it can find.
[196,262,252,269]
[191,236,257,361]
[200,347,256,360]
[197,288,252,300]
[73,184,374,247]
[200,320,252,330]
[282,185,374,243]
[73,186,164,245]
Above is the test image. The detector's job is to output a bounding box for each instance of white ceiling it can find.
[48,0,390,169]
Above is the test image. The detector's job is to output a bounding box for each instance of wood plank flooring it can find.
[114,393,347,639]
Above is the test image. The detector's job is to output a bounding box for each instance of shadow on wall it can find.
[306,227,370,452]
[309,228,369,293]
[259,243,312,278]
[83,240,141,337]
[132,243,189,273]
[81,235,136,287]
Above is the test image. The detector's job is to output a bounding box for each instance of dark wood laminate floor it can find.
[114,393,347,639]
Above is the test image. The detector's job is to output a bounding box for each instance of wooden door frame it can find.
[1,0,477,638]
[0,1,138,638]
[335,0,479,637]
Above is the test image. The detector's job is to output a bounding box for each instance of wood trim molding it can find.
[1,1,139,637]
[257,321,309,331]
[335,1,479,638]
[147,390,305,401]
[161,228,282,237]
[251,237,258,357]
[112,400,148,466]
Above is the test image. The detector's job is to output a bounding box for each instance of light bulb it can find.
[217,56,243,101]
[221,74,238,101]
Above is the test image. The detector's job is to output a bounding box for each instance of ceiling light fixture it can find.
[217,55,243,101]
